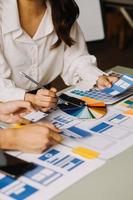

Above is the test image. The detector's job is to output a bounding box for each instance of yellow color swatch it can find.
[73,147,100,159]
[12,123,25,128]
[124,109,133,116]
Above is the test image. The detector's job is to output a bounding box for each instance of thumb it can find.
[49,131,63,143]
[39,121,60,132]
[107,76,118,84]
[50,87,57,93]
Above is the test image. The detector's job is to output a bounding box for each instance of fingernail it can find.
[108,84,112,88]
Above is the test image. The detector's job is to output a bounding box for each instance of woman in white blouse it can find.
[0,0,117,111]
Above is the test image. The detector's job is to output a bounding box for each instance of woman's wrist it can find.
[0,129,17,150]
[24,93,35,104]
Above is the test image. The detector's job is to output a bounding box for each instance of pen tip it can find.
[19,72,24,76]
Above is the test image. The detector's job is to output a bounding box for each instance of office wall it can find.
[75,0,105,41]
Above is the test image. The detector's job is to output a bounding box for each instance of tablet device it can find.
[0,151,36,178]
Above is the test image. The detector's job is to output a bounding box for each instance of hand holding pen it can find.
[20,72,58,112]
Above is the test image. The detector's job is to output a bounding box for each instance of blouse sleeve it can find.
[0,28,26,101]
[61,22,104,88]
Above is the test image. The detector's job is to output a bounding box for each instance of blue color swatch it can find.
[66,126,92,138]
[90,122,113,133]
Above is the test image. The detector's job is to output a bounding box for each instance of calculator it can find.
[64,72,133,105]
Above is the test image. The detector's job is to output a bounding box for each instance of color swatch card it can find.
[124,109,133,116]
[117,96,133,110]
[102,75,133,96]
[23,111,48,122]
[58,96,107,120]
[114,96,133,116]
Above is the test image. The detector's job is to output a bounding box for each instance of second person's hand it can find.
[0,123,63,153]
[0,100,34,124]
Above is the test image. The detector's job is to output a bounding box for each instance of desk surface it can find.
[54,66,133,200]
[109,65,133,75]
[103,0,133,6]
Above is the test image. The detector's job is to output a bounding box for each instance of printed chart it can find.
[0,174,38,200]
[0,145,105,200]
[39,148,84,171]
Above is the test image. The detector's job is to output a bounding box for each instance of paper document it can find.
[0,94,133,200]
[0,145,104,200]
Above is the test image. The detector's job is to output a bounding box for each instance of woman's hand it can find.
[25,87,58,112]
[96,75,118,89]
[0,101,34,124]
[0,123,63,153]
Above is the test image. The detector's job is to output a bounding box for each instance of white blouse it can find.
[0,0,103,101]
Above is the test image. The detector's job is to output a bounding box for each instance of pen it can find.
[19,72,45,89]
[19,72,84,107]
[19,71,64,104]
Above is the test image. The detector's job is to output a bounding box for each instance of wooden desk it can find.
[108,65,133,75]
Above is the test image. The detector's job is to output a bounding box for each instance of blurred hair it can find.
[49,0,79,48]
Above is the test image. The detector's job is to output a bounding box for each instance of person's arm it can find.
[62,22,118,89]
[0,37,26,101]
[0,100,62,153]
[0,128,16,150]
[0,123,62,153]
